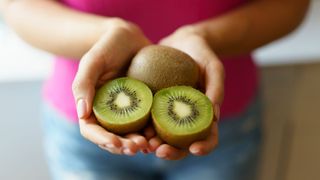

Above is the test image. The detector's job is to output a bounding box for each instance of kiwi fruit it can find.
[93,77,153,135]
[151,86,213,148]
[127,45,199,92]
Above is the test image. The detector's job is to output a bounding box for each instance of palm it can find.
[73,23,152,155]
[146,28,224,160]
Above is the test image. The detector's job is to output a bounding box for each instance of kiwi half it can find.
[127,45,199,92]
[93,77,153,135]
[152,86,213,148]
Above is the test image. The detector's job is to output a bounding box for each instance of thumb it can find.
[72,52,103,119]
[205,58,225,122]
[72,80,96,119]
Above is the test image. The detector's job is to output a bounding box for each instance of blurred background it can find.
[0,1,319,180]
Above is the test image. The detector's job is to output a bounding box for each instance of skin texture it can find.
[1,0,310,160]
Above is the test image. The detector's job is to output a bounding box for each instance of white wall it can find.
[0,21,52,82]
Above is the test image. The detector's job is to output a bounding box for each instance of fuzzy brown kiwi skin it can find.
[94,110,150,135]
[151,110,213,149]
[127,45,199,92]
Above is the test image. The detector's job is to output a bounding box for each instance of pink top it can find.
[43,0,258,122]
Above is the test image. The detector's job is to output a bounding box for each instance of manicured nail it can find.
[77,99,86,118]
[158,153,167,158]
[106,143,115,149]
[123,148,134,155]
[214,104,220,122]
[190,148,200,154]
[142,149,148,154]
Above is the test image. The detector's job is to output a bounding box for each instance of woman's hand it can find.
[72,19,152,155]
[148,25,225,160]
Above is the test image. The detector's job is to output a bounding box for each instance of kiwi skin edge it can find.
[95,110,150,135]
[151,89,214,149]
[92,77,153,135]
[152,114,212,149]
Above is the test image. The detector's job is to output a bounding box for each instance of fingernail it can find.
[190,148,200,154]
[158,153,167,158]
[123,148,134,155]
[142,149,148,154]
[214,104,220,122]
[106,144,115,149]
[77,99,87,118]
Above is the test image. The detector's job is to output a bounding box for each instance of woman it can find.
[1,0,309,179]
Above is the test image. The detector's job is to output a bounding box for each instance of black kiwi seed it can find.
[167,95,199,126]
[93,77,153,135]
[152,86,213,148]
[106,86,141,116]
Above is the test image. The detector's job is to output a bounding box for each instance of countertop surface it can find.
[0,1,319,82]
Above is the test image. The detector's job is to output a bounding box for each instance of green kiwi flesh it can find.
[152,86,213,148]
[127,45,199,92]
[93,77,153,135]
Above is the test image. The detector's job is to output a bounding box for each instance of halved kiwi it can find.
[93,77,153,135]
[152,86,213,148]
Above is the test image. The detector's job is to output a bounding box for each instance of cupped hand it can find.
[148,25,225,160]
[72,18,152,156]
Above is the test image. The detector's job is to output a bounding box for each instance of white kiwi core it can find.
[173,101,192,119]
[115,92,131,108]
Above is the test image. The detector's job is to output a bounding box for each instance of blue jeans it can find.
[42,96,262,180]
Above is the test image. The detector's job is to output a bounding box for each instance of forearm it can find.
[2,0,114,59]
[195,0,310,56]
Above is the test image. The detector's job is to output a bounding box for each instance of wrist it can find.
[176,24,220,54]
[175,25,207,39]
[102,17,150,52]
[104,17,134,31]
[191,23,220,53]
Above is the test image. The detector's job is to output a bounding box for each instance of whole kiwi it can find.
[127,45,199,92]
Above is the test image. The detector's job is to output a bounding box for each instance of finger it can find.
[148,136,163,152]
[72,31,125,119]
[204,58,224,122]
[204,59,225,105]
[119,137,139,156]
[72,51,105,119]
[98,144,122,155]
[143,124,156,140]
[125,134,149,150]
[99,137,139,156]
[79,115,122,148]
[189,122,219,156]
[156,144,188,160]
